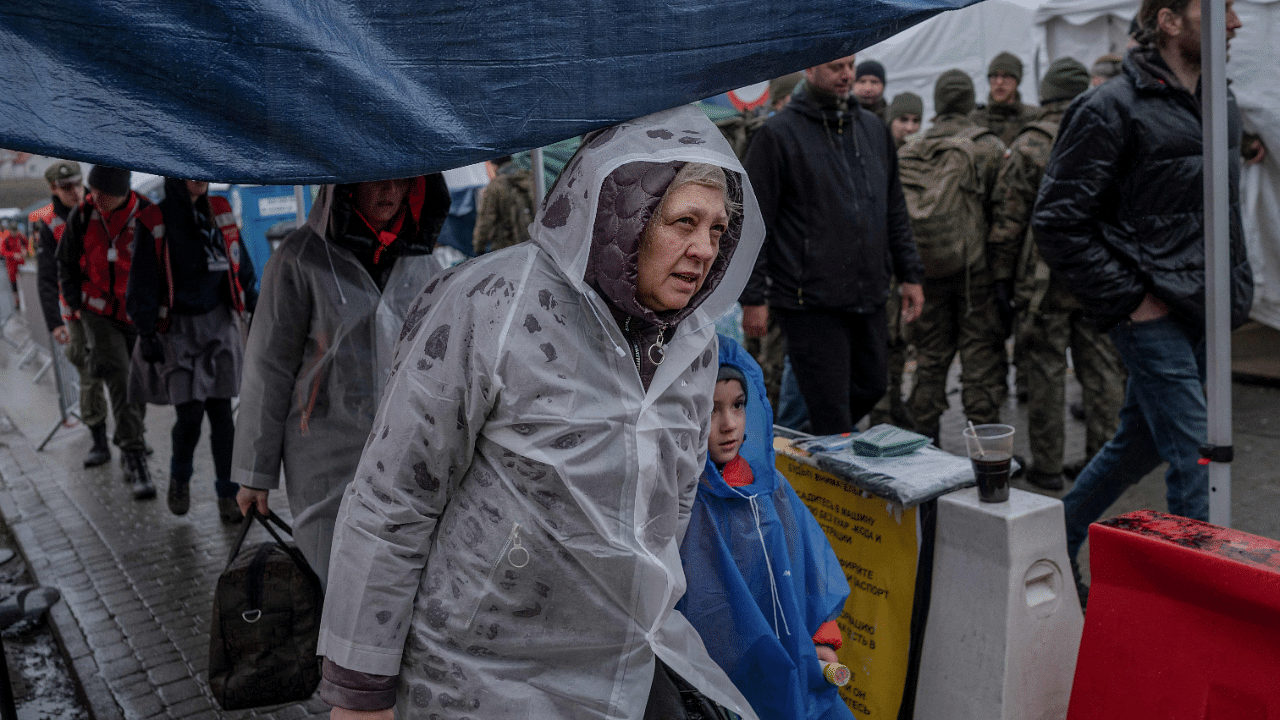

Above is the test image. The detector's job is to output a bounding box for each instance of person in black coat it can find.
[740,54,924,434]
[127,178,258,521]
[1032,0,1252,605]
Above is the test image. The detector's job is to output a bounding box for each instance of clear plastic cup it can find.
[963,424,1015,502]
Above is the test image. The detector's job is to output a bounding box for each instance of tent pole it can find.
[531,148,546,200]
[294,185,307,228]
[1202,0,1231,527]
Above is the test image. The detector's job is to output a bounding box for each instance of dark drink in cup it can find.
[963,424,1016,503]
[972,452,1011,503]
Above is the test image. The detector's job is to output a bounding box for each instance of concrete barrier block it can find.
[1068,510,1280,720]
[914,487,1083,720]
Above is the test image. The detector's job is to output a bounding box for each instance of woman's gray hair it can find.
[658,163,742,224]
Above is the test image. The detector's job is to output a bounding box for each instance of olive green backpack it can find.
[897,125,994,279]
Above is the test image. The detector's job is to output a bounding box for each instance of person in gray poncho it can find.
[318,105,766,720]
[234,176,451,587]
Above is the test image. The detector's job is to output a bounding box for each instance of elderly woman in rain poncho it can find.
[317,105,766,720]
[233,176,451,587]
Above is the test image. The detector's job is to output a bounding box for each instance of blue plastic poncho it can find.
[677,336,853,720]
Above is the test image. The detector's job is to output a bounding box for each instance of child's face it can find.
[709,379,747,465]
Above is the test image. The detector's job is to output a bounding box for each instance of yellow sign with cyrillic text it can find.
[776,450,919,720]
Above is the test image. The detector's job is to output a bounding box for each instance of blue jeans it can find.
[1063,316,1208,560]
[775,356,811,432]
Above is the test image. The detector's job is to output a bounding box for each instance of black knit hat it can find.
[87,165,131,197]
[1040,57,1090,103]
[934,69,976,116]
[887,92,924,121]
[716,365,749,401]
[856,60,886,84]
[987,52,1023,82]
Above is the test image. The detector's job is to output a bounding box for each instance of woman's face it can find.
[635,183,727,313]
[354,179,412,231]
[185,180,209,200]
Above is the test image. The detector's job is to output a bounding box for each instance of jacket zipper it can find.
[465,523,522,629]
[625,316,641,375]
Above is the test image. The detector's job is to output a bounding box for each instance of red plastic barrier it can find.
[1068,510,1280,719]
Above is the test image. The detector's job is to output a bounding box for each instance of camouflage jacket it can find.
[925,114,1007,231]
[987,100,1076,313]
[472,165,536,255]
[970,92,1039,146]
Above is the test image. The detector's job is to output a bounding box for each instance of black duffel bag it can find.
[208,508,324,710]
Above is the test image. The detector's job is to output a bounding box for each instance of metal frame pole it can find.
[530,148,546,201]
[1202,0,1231,527]
[294,185,307,228]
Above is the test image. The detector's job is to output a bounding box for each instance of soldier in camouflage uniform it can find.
[902,71,1008,441]
[871,92,925,428]
[988,58,1125,491]
[970,52,1039,146]
[472,156,536,255]
[854,60,889,123]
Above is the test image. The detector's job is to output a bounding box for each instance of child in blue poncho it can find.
[678,336,854,720]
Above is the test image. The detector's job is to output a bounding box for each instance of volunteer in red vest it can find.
[127,178,257,521]
[57,165,160,500]
[1,219,26,311]
[35,161,114,467]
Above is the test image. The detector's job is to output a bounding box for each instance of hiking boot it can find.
[218,497,244,524]
[1070,557,1090,611]
[167,479,190,516]
[1063,455,1095,481]
[1070,401,1086,421]
[1010,454,1027,479]
[83,424,111,468]
[125,452,156,501]
[1026,470,1065,491]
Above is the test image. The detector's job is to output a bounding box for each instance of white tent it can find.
[858,0,1039,123]
[1035,0,1280,329]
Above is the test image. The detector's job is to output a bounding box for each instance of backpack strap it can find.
[1016,120,1058,145]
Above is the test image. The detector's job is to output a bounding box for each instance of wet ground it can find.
[0,515,91,720]
[0,305,1277,719]
[0,312,326,720]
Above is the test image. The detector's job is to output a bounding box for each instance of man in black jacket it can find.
[1032,0,1252,603]
[742,54,924,434]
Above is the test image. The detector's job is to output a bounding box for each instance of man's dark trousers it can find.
[776,307,888,435]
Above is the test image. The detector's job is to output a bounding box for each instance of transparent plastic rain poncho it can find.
[677,335,853,720]
[318,105,766,719]
[231,179,449,587]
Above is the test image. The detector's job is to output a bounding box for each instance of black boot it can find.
[125,452,157,501]
[167,478,190,516]
[83,424,111,467]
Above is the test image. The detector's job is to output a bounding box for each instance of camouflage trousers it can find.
[1022,305,1126,476]
[64,318,109,429]
[869,281,911,428]
[744,312,786,411]
[906,266,1007,439]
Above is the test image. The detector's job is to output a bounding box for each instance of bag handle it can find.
[224,507,294,569]
[226,507,325,594]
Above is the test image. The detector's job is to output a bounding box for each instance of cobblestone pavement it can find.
[0,312,1277,720]
[0,318,326,720]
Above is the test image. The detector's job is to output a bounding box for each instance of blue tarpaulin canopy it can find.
[0,0,979,183]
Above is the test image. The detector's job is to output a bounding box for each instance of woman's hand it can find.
[330,708,393,720]
[815,645,839,664]
[237,487,270,517]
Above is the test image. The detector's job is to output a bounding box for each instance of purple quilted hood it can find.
[528,105,764,330]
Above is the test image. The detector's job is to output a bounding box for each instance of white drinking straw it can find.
[967,420,986,458]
